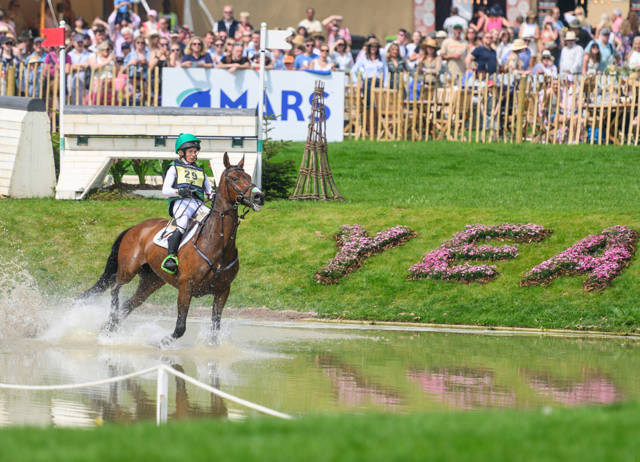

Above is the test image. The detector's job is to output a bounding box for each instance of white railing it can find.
[0,364,293,424]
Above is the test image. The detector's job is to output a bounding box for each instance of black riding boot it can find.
[161,230,183,274]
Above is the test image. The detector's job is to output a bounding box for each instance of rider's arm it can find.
[203,174,214,197]
[162,166,178,197]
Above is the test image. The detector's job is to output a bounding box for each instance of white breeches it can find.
[172,198,202,232]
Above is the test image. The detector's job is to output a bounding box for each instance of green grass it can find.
[1,405,639,461]
[2,140,640,332]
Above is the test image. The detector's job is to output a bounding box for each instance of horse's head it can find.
[219,152,265,211]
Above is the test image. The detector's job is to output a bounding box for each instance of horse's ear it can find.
[238,154,245,169]
[223,152,230,169]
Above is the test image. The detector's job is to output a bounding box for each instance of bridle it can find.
[192,165,261,279]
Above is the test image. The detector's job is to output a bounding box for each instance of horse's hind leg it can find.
[120,265,165,319]
[102,283,124,332]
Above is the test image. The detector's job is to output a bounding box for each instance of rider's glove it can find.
[178,187,191,198]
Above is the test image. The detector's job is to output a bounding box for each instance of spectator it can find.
[0,36,19,70]
[384,28,409,58]
[558,31,583,76]
[108,7,140,41]
[208,37,226,65]
[292,26,308,47]
[283,54,294,70]
[114,0,131,25]
[25,36,45,64]
[141,10,159,37]
[550,7,564,33]
[294,37,317,69]
[248,48,271,69]
[532,49,558,77]
[216,29,228,45]
[217,42,250,73]
[568,19,591,49]
[513,16,524,37]
[124,35,149,79]
[520,12,539,44]
[595,13,612,37]
[466,29,497,75]
[44,45,71,79]
[149,36,170,69]
[244,31,260,59]
[182,36,214,68]
[627,36,640,71]
[505,38,530,74]
[496,29,512,66]
[539,17,558,53]
[215,5,239,39]
[169,31,183,52]
[307,44,333,71]
[466,27,479,50]
[582,42,601,75]
[237,11,253,35]
[298,8,322,35]
[351,37,388,87]
[484,5,509,33]
[87,41,116,104]
[322,15,351,48]
[586,28,618,72]
[157,16,171,40]
[406,31,424,71]
[440,24,468,75]
[89,25,107,53]
[471,8,487,33]
[178,26,192,46]
[435,30,447,50]
[203,30,215,54]
[0,8,16,38]
[271,48,285,69]
[330,38,353,72]
[240,29,252,52]
[421,38,442,85]
[617,20,633,61]
[522,32,537,57]
[168,42,182,67]
[443,8,468,37]
[611,8,624,34]
[74,17,89,36]
[115,27,134,58]
[386,42,408,87]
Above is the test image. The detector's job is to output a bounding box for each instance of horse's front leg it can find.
[161,285,192,347]
[210,286,230,344]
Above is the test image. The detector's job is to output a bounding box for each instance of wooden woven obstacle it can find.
[290,81,343,201]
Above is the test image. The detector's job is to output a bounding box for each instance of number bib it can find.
[173,162,205,191]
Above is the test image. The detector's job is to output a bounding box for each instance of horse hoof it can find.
[159,335,175,349]
[100,320,118,334]
[207,333,222,346]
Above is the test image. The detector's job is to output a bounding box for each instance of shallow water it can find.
[1,270,640,426]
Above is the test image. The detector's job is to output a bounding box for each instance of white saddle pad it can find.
[152,205,210,250]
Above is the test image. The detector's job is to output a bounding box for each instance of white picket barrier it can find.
[0,364,292,424]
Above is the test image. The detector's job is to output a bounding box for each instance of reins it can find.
[191,166,258,280]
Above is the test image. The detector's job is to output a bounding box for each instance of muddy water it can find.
[1,270,640,426]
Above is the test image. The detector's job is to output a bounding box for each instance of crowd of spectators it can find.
[2,0,640,96]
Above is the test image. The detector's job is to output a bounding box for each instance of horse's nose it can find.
[255,191,265,206]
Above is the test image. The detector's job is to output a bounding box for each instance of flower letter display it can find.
[315,225,417,284]
[521,226,638,292]
[408,223,552,283]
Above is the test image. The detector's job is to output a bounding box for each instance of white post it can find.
[58,21,66,167]
[156,365,168,425]
[256,22,266,190]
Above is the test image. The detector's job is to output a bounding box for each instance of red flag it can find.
[41,27,65,47]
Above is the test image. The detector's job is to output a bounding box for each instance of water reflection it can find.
[524,369,622,406]
[316,354,403,409]
[407,367,515,409]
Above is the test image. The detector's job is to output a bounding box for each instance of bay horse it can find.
[81,153,264,346]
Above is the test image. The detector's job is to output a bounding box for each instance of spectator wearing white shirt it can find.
[68,34,91,104]
[443,8,469,37]
[383,29,410,59]
[298,8,322,35]
[559,31,584,76]
[330,38,353,72]
[627,36,640,70]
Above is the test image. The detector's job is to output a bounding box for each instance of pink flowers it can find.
[521,225,638,292]
[316,224,417,284]
[408,223,552,283]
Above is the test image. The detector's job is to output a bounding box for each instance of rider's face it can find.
[183,147,199,163]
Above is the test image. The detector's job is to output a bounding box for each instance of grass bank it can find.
[1,405,638,461]
[1,140,640,332]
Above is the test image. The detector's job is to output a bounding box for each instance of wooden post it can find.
[515,75,527,143]
[605,76,614,145]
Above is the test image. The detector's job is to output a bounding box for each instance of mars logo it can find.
[176,88,211,107]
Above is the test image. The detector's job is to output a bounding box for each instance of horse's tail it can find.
[79,227,131,298]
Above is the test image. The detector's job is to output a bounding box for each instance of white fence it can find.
[0,364,292,425]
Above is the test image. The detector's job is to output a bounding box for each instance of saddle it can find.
[152,205,211,250]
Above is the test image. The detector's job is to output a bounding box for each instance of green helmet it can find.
[175,133,201,154]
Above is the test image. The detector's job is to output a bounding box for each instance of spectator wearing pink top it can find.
[485,5,509,33]
[611,8,624,34]
[322,15,352,48]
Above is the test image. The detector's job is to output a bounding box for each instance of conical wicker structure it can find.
[290,81,343,201]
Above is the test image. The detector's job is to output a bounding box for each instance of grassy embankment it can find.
[1,140,640,332]
[1,405,639,461]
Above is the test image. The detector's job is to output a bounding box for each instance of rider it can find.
[161,133,215,274]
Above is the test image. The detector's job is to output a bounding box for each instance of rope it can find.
[0,364,292,420]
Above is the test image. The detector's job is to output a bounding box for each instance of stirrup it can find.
[161,255,178,274]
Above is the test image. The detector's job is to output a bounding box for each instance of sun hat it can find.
[565,31,577,41]
[541,50,553,60]
[0,25,8,33]
[569,18,583,28]
[435,30,447,39]
[283,54,294,63]
[148,9,158,17]
[424,37,438,49]
[511,38,527,51]
[97,40,111,51]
